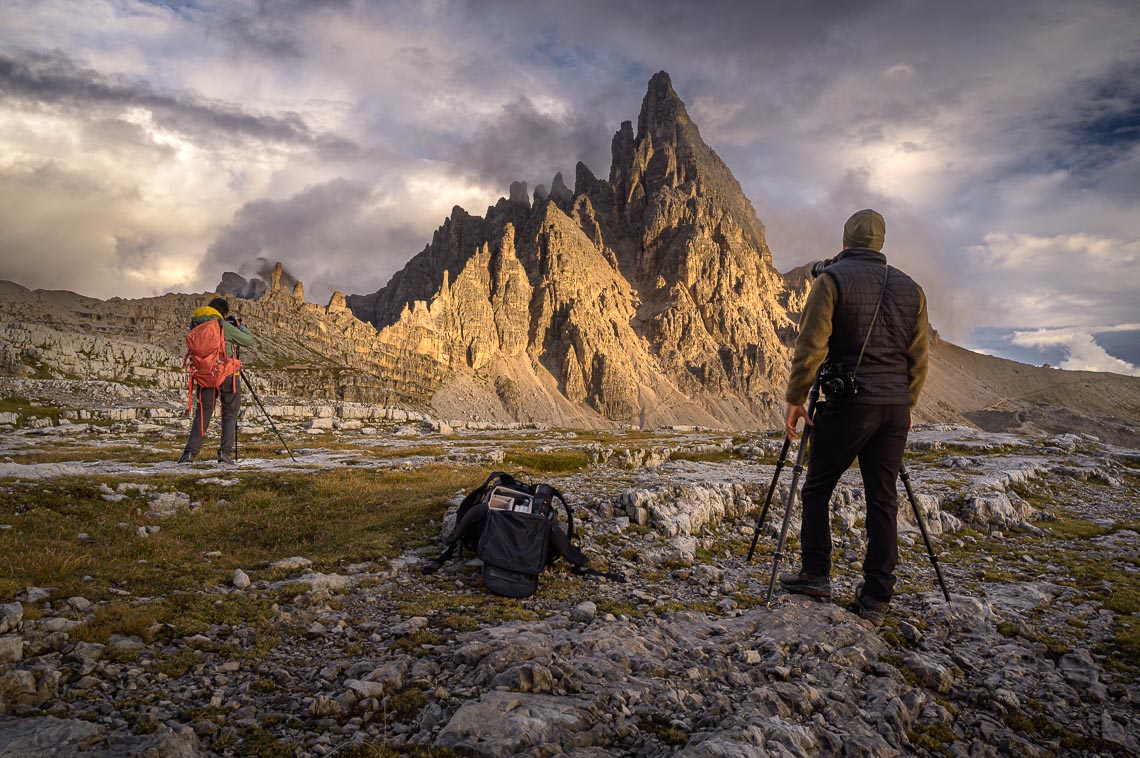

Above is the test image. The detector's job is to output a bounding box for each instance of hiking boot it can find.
[178,452,195,464]
[851,582,889,625]
[216,451,235,465]
[778,570,832,598]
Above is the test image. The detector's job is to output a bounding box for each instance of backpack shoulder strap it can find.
[550,487,574,542]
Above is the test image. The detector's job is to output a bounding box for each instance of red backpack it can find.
[184,319,241,415]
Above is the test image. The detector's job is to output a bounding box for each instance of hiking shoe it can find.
[178,452,195,464]
[851,582,889,625]
[778,570,832,598]
[216,451,234,465]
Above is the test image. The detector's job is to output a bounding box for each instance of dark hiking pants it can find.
[183,376,241,458]
[799,402,910,602]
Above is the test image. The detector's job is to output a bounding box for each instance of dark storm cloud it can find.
[203,0,355,61]
[200,178,422,302]
[0,48,356,151]
[447,96,611,190]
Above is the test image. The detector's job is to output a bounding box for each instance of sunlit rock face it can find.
[346,71,793,428]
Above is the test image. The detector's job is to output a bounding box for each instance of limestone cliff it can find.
[347,72,793,428]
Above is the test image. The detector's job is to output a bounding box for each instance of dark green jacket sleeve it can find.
[223,321,253,351]
[907,288,929,409]
[785,275,836,405]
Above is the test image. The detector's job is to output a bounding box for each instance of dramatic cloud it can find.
[447,96,610,191]
[1010,325,1140,376]
[201,178,425,300]
[0,0,1137,367]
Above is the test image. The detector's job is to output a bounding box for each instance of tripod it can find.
[230,334,297,464]
[746,383,952,606]
[240,372,298,463]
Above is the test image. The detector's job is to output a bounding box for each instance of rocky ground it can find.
[0,378,1137,757]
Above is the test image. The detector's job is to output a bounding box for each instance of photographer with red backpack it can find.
[179,297,253,465]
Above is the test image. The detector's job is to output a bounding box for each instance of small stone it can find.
[271,556,313,571]
[68,597,92,613]
[346,679,386,699]
[0,602,22,634]
[232,569,251,589]
[571,601,597,624]
[40,617,80,634]
[0,635,23,663]
[23,587,50,603]
[742,650,763,665]
[1101,712,1128,746]
[898,621,922,643]
[903,653,954,694]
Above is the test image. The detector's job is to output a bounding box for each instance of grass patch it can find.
[1000,706,1115,752]
[0,395,64,423]
[1044,518,1113,540]
[391,630,441,655]
[389,688,428,722]
[5,444,181,465]
[151,649,200,678]
[336,745,463,758]
[501,448,591,474]
[669,450,735,464]
[0,464,478,602]
[368,445,448,460]
[72,602,163,644]
[642,714,689,747]
[908,723,956,756]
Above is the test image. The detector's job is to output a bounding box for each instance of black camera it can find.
[820,362,858,398]
[225,315,242,327]
[810,257,837,278]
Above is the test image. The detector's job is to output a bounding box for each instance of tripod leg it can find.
[745,436,791,562]
[765,426,812,605]
[899,466,951,604]
[240,372,298,462]
[764,384,820,605]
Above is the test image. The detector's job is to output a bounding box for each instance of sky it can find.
[0,0,1138,374]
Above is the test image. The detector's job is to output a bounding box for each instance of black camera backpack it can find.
[422,471,621,598]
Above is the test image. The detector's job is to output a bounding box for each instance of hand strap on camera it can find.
[852,264,890,380]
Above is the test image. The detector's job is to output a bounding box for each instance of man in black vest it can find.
[779,209,930,624]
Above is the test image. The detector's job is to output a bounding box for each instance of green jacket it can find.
[785,273,929,409]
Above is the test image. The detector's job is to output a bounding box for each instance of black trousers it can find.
[799,402,909,602]
[183,376,241,458]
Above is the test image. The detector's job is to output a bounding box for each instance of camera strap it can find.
[852,264,890,380]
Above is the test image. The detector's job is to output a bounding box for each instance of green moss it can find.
[1000,707,1113,751]
[908,723,956,756]
[642,714,689,747]
[1045,518,1113,540]
[669,450,736,464]
[502,449,591,474]
[392,630,441,655]
[151,649,200,679]
[389,688,428,722]
[997,622,1020,637]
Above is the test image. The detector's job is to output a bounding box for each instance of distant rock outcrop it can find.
[216,272,268,300]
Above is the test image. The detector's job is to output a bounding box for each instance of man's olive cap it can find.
[843,209,886,251]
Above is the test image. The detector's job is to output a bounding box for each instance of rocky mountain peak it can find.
[636,70,693,144]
